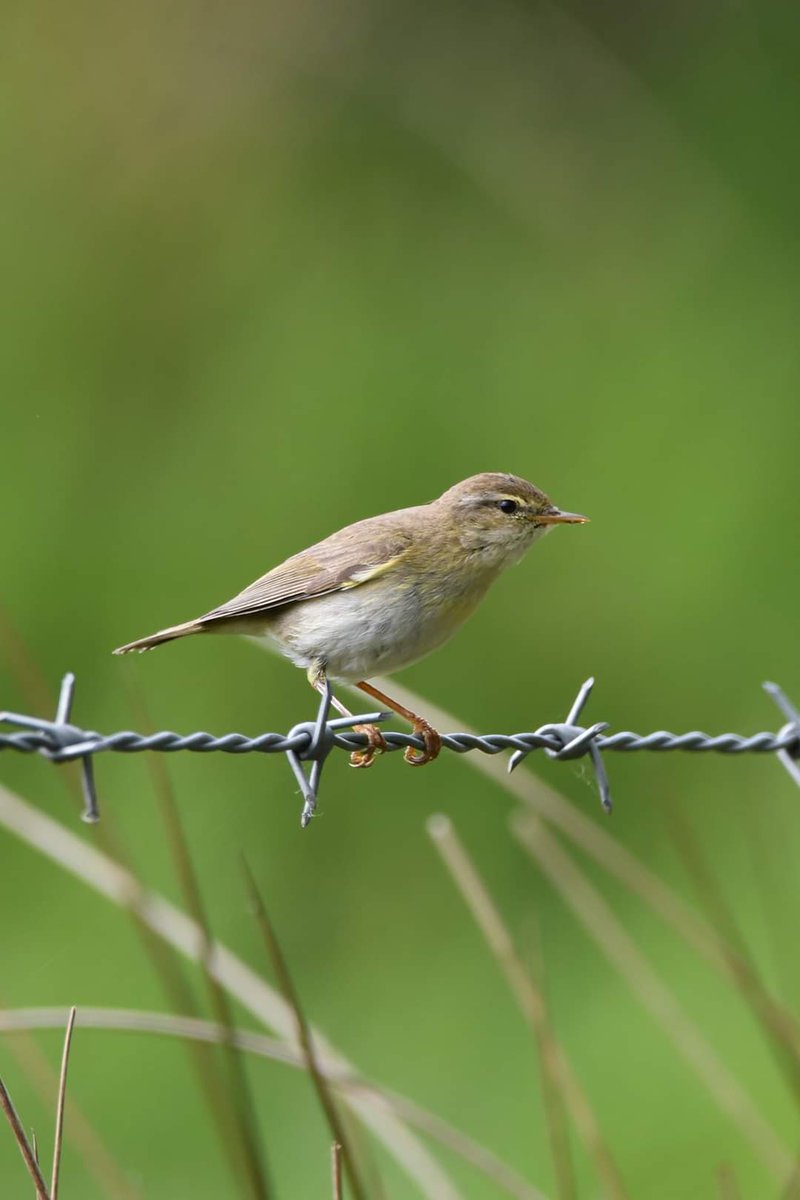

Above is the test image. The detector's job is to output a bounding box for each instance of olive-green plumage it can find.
[114,473,587,766]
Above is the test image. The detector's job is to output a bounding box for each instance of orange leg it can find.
[355,681,442,766]
[311,677,387,769]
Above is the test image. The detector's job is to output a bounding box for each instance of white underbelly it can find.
[260,585,465,682]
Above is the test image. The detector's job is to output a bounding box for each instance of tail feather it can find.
[113,618,205,655]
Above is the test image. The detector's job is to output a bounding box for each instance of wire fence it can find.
[1,674,799,828]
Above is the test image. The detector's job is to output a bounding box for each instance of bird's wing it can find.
[200,522,414,624]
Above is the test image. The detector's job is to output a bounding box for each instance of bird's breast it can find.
[263,569,493,681]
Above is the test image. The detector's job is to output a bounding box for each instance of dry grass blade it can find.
[0,1007,546,1200]
[331,1141,343,1200]
[373,679,800,1057]
[510,811,792,1181]
[524,919,577,1200]
[50,1005,76,1200]
[0,783,464,1200]
[32,1127,41,1200]
[0,1075,51,1199]
[130,683,273,1200]
[669,806,800,1110]
[242,858,369,1200]
[0,994,140,1200]
[427,814,626,1200]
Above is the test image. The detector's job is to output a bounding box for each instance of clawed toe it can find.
[404,720,442,766]
[349,722,388,769]
[350,681,441,768]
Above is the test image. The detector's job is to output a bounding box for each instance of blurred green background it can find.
[2,2,800,1196]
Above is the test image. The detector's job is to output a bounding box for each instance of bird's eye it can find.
[498,499,518,515]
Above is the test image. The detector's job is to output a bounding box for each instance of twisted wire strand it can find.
[2,673,799,827]
[1,726,798,759]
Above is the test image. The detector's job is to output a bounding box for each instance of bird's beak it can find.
[536,507,589,525]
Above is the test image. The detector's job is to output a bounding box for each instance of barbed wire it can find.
[1,674,799,828]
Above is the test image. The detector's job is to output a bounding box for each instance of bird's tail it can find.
[113,618,205,655]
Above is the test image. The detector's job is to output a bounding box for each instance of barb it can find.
[763,682,800,790]
[1,675,799,827]
[0,673,100,823]
[508,676,611,812]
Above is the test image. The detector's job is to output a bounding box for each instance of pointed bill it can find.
[537,508,589,525]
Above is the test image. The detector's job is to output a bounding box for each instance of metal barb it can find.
[283,679,391,828]
[565,676,596,727]
[0,673,100,822]
[55,672,76,726]
[763,681,800,790]
[54,674,100,823]
[59,675,100,823]
[508,677,612,814]
[284,678,333,828]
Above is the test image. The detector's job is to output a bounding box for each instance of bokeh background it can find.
[2,2,800,1197]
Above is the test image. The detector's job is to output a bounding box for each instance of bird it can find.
[114,473,587,768]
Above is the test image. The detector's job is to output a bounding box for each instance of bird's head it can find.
[435,472,588,564]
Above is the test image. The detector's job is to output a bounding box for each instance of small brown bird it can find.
[114,473,587,767]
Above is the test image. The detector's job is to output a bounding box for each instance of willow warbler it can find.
[114,473,587,767]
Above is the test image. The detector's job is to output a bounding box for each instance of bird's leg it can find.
[308,667,387,769]
[355,681,442,766]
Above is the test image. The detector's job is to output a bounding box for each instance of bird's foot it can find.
[404,719,442,766]
[349,723,388,769]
